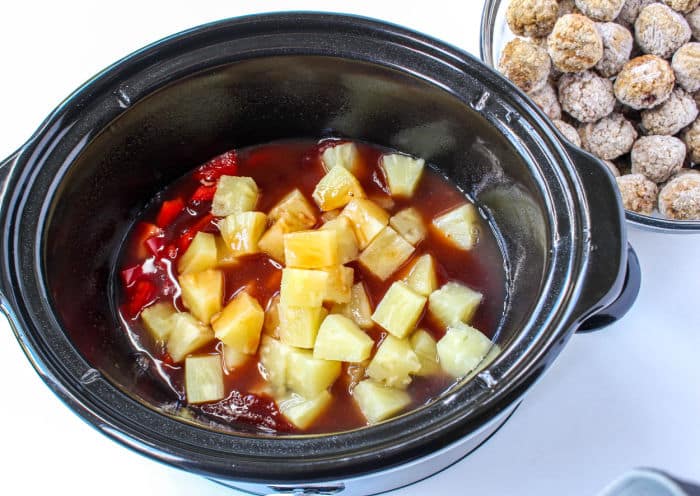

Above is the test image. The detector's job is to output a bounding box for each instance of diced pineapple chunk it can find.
[263,294,281,338]
[166,312,215,363]
[278,304,327,348]
[257,221,286,263]
[211,176,259,217]
[178,232,218,274]
[340,198,390,249]
[283,230,339,269]
[312,165,365,211]
[268,188,317,227]
[353,379,411,424]
[436,322,493,377]
[371,282,426,338]
[428,282,483,327]
[141,301,177,343]
[322,265,354,304]
[321,142,361,174]
[320,209,341,223]
[223,345,249,371]
[286,348,341,398]
[381,153,425,198]
[278,391,332,430]
[359,226,414,281]
[320,216,359,264]
[432,204,481,250]
[185,355,225,404]
[404,254,438,296]
[212,291,264,354]
[218,211,267,256]
[331,282,374,329]
[215,236,239,267]
[389,208,427,246]
[314,314,374,362]
[410,329,440,376]
[279,268,329,307]
[366,335,421,388]
[179,269,223,324]
[259,336,292,395]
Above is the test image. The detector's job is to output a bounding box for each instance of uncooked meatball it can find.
[671,43,700,93]
[682,118,700,163]
[547,14,604,72]
[575,0,625,20]
[558,0,582,15]
[529,83,562,119]
[641,87,699,134]
[603,160,622,176]
[661,0,700,13]
[635,3,691,58]
[579,113,638,159]
[595,22,634,77]
[687,7,700,38]
[507,0,560,37]
[616,0,657,27]
[658,172,700,219]
[499,38,551,93]
[616,173,659,213]
[614,55,676,109]
[553,119,582,145]
[631,135,687,182]
[559,71,616,122]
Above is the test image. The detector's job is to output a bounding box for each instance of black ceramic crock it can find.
[0,13,640,495]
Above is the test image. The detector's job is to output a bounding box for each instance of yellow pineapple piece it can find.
[371,282,426,338]
[322,265,354,304]
[353,379,411,424]
[286,348,341,398]
[340,198,390,249]
[359,226,414,281]
[218,211,267,256]
[141,302,177,343]
[185,354,225,404]
[366,335,421,388]
[410,329,440,376]
[389,207,427,246]
[283,229,339,269]
[211,176,259,217]
[278,304,327,349]
[279,268,329,308]
[432,204,481,250]
[278,390,332,430]
[313,165,366,211]
[320,216,359,264]
[321,142,361,174]
[178,232,218,275]
[331,282,374,329]
[314,314,374,362]
[320,209,341,223]
[428,282,483,327]
[404,254,438,296]
[223,345,249,371]
[212,291,264,354]
[258,336,292,395]
[381,153,425,197]
[179,269,223,324]
[166,312,215,363]
[368,194,395,211]
[268,188,317,226]
[257,221,286,263]
[436,322,493,377]
[215,236,239,268]
[263,294,281,338]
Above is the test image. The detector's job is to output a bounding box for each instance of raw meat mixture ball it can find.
[671,43,700,93]
[616,0,657,27]
[661,0,700,13]
[640,87,699,134]
[658,172,700,219]
[614,55,676,109]
[603,160,622,176]
[687,7,700,38]
[553,119,582,145]
[529,83,562,119]
[547,14,604,72]
[579,113,638,159]
[635,3,691,58]
[506,0,560,37]
[595,22,634,77]
[683,118,700,163]
[575,0,625,20]
[499,38,551,93]
[558,0,582,15]
[559,71,616,122]
[616,173,659,213]
[631,135,687,182]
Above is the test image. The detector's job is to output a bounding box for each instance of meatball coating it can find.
[687,7,700,39]
[661,0,700,13]
[575,0,625,20]
[507,0,560,37]
[499,38,551,93]
[658,172,700,219]
[547,14,604,72]
[579,113,639,159]
[529,83,562,119]
[616,173,659,213]
[635,3,691,58]
[682,118,700,163]
[641,87,699,134]
[553,119,582,145]
[614,55,676,110]
[595,22,634,77]
[671,43,700,93]
[616,0,657,27]
[631,135,687,182]
[559,71,616,122]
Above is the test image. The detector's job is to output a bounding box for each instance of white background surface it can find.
[1,1,699,495]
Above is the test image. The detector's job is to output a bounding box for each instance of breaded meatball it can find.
[575,0,626,20]
[640,87,699,134]
[547,14,604,72]
[687,7,700,38]
[499,38,552,93]
[614,55,676,109]
[507,0,560,37]
[635,3,691,58]
[661,0,700,13]
[616,173,659,213]
[682,118,700,163]
[553,119,582,145]
[671,43,700,93]
[631,135,687,182]
[529,83,562,119]
[559,71,616,122]
[616,0,657,27]
[579,113,638,159]
[658,172,700,219]
[595,22,634,77]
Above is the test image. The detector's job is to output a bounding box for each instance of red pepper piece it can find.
[194,150,238,183]
[125,279,157,317]
[190,185,217,202]
[177,213,216,252]
[145,235,166,256]
[156,198,185,228]
[120,265,143,287]
[132,222,163,259]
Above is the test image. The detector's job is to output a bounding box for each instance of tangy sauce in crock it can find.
[116,139,506,434]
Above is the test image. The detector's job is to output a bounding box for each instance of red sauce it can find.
[117,139,506,434]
